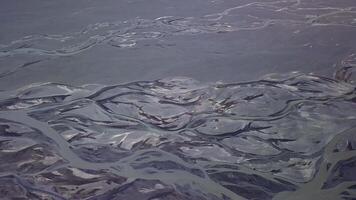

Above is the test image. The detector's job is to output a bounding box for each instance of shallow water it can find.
[1,0,356,89]
[0,73,355,199]
[1,0,356,199]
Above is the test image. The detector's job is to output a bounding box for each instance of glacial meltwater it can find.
[1,0,356,199]
[0,73,355,199]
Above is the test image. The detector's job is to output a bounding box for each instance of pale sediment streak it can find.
[0,72,355,199]
[1,0,356,81]
[0,0,356,59]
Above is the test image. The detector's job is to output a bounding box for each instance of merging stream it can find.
[1,0,356,199]
[0,72,355,199]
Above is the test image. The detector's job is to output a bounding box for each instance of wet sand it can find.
[1,0,356,199]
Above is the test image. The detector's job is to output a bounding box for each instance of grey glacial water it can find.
[0,73,356,199]
[1,0,356,89]
[1,0,356,199]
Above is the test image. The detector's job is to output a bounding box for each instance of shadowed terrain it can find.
[1,0,356,199]
[0,73,356,199]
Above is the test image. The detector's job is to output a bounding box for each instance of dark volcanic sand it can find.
[0,0,356,199]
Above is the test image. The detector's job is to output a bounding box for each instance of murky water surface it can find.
[1,0,356,89]
[0,73,355,199]
[1,0,356,199]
